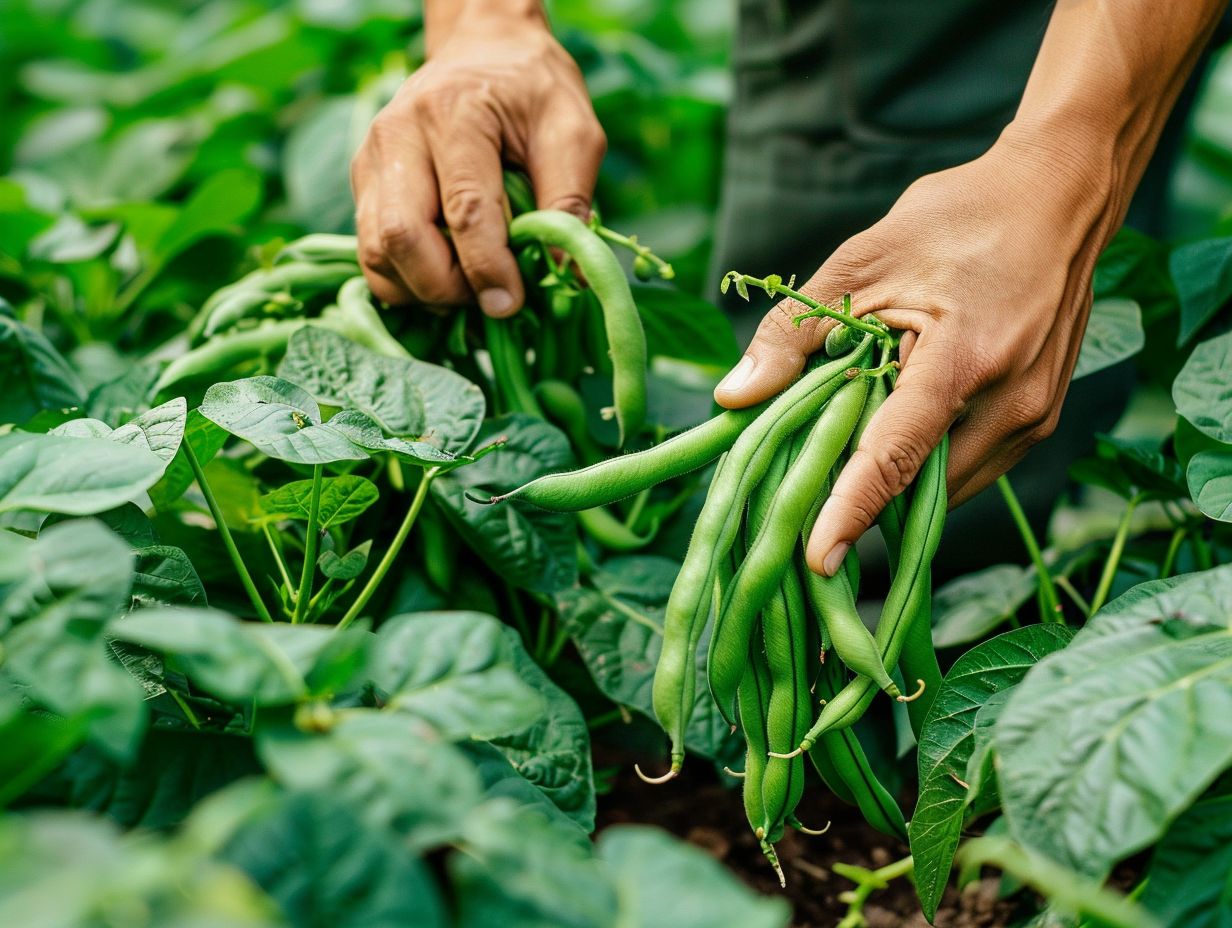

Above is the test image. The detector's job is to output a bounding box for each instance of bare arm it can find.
[351,0,605,316]
[715,0,1226,576]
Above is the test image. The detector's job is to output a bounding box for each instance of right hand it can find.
[350,15,606,317]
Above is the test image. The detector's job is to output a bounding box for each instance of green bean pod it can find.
[192,261,360,341]
[795,435,949,753]
[758,569,814,856]
[490,403,768,510]
[577,508,657,552]
[484,315,543,418]
[652,340,873,774]
[736,623,780,882]
[275,233,360,265]
[330,277,410,359]
[808,659,908,839]
[802,552,900,699]
[508,210,647,445]
[707,375,870,723]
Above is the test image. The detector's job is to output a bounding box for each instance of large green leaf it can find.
[1171,236,1232,346]
[1186,449,1232,522]
[489,626,596,830]
[0,520,145,759]
[431,416,578,594]
[130,544,206,608]
[221,789,448,928]
[1070,434,1187,502]
[0,310,86,425]
[909,625,1074,919]
[278,326,485,454]
[597,826,792,928]
[256,711,481,853]
[0,432,168,515]
[556,555,743,767]
[257,475,379,529]
[1140,794,1232,927]
[448,798,615,928]
[1073,298,1144,380]
[931,564,1037,648]
[369,612,544,741]
[52,397,186,462]
[1174,330,1232,444]
[198,376,370,465]
[995,566,1232,877]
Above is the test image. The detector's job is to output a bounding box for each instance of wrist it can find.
[426,0,548,56]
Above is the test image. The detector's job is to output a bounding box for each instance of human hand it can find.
[713,128,1116,576]
[350,9,605,316]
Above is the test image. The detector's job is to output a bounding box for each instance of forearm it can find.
[1007,0,1226,234]
[424,0,549,56]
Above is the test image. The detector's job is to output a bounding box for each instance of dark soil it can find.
[595,756,1022,928]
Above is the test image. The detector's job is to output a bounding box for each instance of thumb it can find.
[713,293,831,409]
[806,340,960,575]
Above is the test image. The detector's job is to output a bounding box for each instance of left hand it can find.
[713,125,1115,577]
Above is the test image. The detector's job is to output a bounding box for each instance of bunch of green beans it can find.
[492,292,949,884]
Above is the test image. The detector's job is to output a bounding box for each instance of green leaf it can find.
[0,432,168,515]
[318,540,372,580]
[256,711,481,852]
[432,416,577,594]
[278,326,485,454]
[220,789,448,928]
[322,409,457,467]
[1174,330,1232,444]
[556,556,743,767]
[931,564,1037,648]
[596,826,792,928]
[370,612,544,741]
[258,475,379,529]
[1071,434,1186,502]
[959,837,1162,928]
[284,94,376,233]
[1186,450,1232,521]
[631,285,741,367]
[52,397,186,462]
[0,812,282,928]
[0,691,87,807]
[0,310,86,425]
[1073,298,1144,380]
[489,627,596,830]
[110,607,307,706]
[448,798,615,928]
[198,376,370,465]
[910,625,1074,919]
[995,566,1232,877]
[1140,795,1232,927]
[153,168,262,265]
[1170,236,1232,346]
[131,545,206,608]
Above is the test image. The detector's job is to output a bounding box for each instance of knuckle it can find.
[377,217,417,259]
[864,437,926,498]
[579,120,607,157]
[358,238,390,274]
[441,185,488,234]
[1025,406,1061,444]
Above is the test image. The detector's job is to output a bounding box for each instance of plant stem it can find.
[262,523,295,592]
[184,440,273,623]
[835,855,915,928]
[1088,493,1143,617]
[169,689,202,730]
[1160,526,1187,580]
[336,467,437,632]
[591,223,675,279]
[292,465,324,624]
[996,475,1062,624]
[729,272,890,341]
[1054,575,1091,616]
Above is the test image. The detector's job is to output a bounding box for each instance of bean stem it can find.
[292,464,324,624]
[996,475,1062,624]
[336,467,437,632]
[1088,492,1143,617]
[1159,526,1187,579]
[262,523,295,593]
[1054,575,1091,616]
[835,855,915,928]
[591,222,675,280]
[724,272,891,341]
[184,440,273,623]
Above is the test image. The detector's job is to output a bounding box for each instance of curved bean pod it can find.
[508,210,647,445]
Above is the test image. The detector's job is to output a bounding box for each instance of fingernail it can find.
[822,542,850,578]
[717,355,756,394]
[479,288,516,317]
